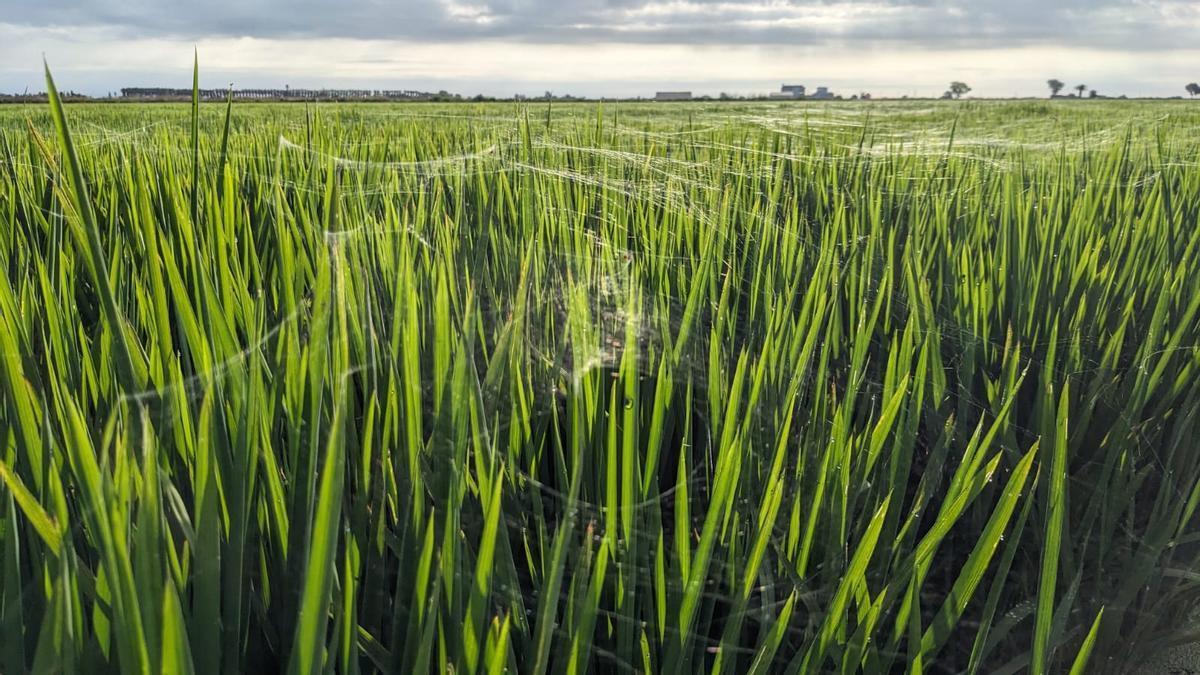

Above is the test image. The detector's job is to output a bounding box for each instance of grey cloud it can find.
[7,0,1195,49]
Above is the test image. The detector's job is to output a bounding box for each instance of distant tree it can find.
[948,81,971,99]
[1187,83,1200,98]
[1047,79,1064,97]
[1089,89,1098,99]
[1075,84,1087,97]
[941,90,954,100]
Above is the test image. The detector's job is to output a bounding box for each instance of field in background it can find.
[2,95,1199,674]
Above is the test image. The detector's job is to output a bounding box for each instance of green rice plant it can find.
[0,63,1198,674]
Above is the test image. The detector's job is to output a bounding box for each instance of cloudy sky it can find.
[3,0,1199,98]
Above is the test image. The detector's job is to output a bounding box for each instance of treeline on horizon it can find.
[3,92,1200,104]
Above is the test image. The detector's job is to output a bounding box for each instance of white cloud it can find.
[4,22,1198,99]
[2,0,1198,97]
[441,0,499,25]
[4,0,1195,48]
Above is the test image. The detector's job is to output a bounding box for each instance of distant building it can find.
[810,86,834,100]
[655,91,692,101]
[769,84,805,100]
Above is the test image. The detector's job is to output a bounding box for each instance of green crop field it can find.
[2,67,1199,674]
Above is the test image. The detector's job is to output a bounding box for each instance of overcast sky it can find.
[3,0,1199,98]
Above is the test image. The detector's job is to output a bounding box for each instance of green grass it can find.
[1,67,1200,673]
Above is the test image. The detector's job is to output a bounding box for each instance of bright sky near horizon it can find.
[2,1,1199,99]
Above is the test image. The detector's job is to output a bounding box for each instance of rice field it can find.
[2,69,1200,673]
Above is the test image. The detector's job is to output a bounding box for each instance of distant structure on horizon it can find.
[654,91,692,101]
[774,84,806,99]
[119,87,436,101]
[768,84,835,100]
